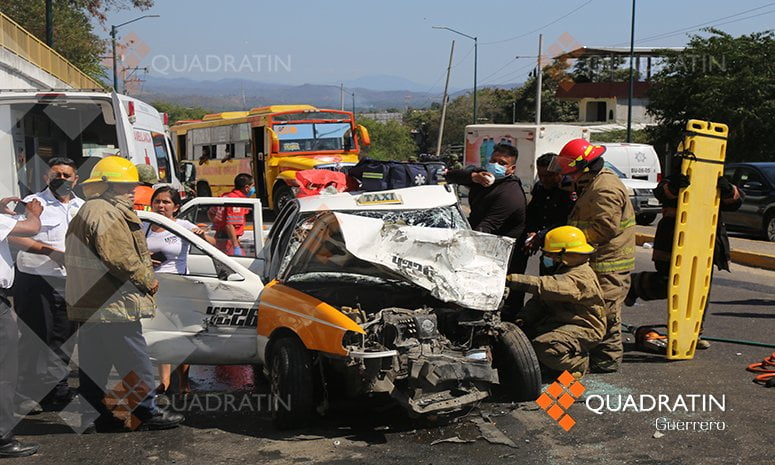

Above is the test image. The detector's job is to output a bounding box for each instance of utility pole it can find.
[340,83,345,110]
[627,0,637,142]
[45,0,53,46]
[351,92,355,116]
[535,34,543,125]
[433,26,477,124]
[436,40,455,157]
[111,15,160,92]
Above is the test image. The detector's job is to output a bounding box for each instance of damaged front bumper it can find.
[341,307,501,416]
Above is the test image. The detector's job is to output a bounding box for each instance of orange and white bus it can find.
[170,105,370,211]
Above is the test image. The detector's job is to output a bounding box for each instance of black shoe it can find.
[0,440,39,458]
[83,415,130,434]
[138,410,185,431]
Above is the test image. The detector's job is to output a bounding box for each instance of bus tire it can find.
[273,184,294,214]
[196,181,212,197]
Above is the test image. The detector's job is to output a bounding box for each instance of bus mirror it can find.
[357,125,371,146]
[267,128,280,153]
[180,162,196,184]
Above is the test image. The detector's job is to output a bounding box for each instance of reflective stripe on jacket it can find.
[568,169,636,273]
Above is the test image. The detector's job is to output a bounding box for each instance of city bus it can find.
[170,104,370,211]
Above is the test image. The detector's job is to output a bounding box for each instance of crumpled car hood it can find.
[282,212,515,310]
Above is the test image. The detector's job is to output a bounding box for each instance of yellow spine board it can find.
[667,120,728,360]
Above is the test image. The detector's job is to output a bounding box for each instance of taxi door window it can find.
[178,204,257,258]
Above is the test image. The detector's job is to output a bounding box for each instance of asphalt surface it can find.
[10,246,773,465]
[637,222,775,257]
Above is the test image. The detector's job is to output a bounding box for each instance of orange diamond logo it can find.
[535,370,584,431]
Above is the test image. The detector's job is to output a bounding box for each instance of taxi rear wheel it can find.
[269,337,314,429]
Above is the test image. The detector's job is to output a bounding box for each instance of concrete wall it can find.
[0,48,70,90]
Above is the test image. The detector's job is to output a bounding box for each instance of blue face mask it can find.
[542,256,555,269]
[486,162,508,179]
[247,186,256,197]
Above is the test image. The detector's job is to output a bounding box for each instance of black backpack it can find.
[349,158,441,191]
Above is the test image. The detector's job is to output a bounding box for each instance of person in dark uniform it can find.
[524,153,576,275]
[445,143,528,317]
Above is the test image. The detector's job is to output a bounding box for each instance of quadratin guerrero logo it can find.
[536,370,585,431]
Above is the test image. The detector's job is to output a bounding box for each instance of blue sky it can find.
[101,0,775,91]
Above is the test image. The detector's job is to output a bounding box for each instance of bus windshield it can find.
[274,122,353,153]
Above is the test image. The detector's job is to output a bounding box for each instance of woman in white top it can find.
[144,186,215,396]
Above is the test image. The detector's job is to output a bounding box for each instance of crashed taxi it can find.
[140,185,541,428]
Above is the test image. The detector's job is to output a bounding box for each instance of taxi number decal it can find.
[206,306,258,327]
[357,192,403,205]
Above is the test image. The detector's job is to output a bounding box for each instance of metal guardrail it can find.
[0,11,104,90]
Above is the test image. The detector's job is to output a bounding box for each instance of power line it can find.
[611,1,775,46]
[481,0,594,46]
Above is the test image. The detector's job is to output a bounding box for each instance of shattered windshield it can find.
[278,206,468,279]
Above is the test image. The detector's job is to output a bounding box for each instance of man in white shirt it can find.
[8,158,84,410]
[0,196,42,458]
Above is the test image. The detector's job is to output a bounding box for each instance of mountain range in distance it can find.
[131,74,520,112]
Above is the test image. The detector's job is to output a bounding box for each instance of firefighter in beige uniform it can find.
[550,139,635,373]
[506,226,606,378]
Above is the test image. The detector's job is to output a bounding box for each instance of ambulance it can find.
[0,90,185,199]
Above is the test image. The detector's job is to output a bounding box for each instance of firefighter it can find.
[66,156,184,432]
[133,164,158,211]
[506,226,606,378]
[549,139,635,373]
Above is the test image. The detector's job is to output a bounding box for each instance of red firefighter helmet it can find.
[553,139,607,175]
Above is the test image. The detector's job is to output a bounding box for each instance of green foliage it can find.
[1,0,154,83]
[357,117,418,161]
[151,101,211,125]
[647,29,775,162]
[513,61,578,123]
[591,129,650,144]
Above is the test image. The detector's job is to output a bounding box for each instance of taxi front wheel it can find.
[269,337,314,429]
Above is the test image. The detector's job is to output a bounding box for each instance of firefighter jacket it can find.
[65,196,156,322]
[507,262,606,345]
[568,168,635,273]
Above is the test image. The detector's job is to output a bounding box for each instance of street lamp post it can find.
[111,14,160,91]
[433,26,477,125]
[627,0,636,142]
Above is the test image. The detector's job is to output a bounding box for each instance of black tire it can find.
[196,180,212,197]
[764,213,775,242]
[636,213,657,226]
[495,322,542,401]
[273,184,294,214]
[269,337,314,429]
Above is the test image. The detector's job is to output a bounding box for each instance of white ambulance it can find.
[0,90,186,199]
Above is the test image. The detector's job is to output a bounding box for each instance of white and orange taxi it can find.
[140,185,541,428]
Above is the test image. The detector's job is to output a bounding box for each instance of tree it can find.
[1,0,154,82]
[358,118,418,161]
[647,29,775,162]
[151,101,211,125]
[513,60,578,123]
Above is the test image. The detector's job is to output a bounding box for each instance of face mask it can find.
[247,186,256,197]
[542,256,555,269]
[49,178,74,198]
[103,186,135,209]
[486,162,508,179]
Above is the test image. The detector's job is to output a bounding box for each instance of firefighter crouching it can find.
[505,226,606,379]
[549,139,635,373]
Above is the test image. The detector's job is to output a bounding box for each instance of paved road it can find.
[13,246,773,464]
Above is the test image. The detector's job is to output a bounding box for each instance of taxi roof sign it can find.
[356,192,403,205]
